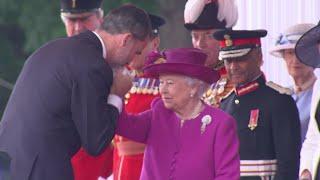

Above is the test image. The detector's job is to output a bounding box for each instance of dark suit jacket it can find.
[221,75,301,180]
[0,31,118,180]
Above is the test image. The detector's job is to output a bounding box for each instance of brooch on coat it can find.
[248,109,259,131]
[201,115,212,134]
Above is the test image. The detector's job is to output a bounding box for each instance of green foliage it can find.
[0,87,11,117]
[0,0,156,54]
[103,0,156,12]
[0,0,156,118]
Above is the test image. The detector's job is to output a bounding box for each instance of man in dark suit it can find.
[213,29,301,180]
[59,1,115,179]
[0,4,151,180]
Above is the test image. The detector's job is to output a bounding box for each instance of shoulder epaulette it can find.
[222,88,235,99]
[266,81,293,95]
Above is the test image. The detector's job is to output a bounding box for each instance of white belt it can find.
[240,159,277,177]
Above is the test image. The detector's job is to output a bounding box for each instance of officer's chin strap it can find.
[0,77,14,90]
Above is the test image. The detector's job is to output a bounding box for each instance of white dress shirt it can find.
[92,31,123,113]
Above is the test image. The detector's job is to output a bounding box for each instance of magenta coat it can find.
[116,98,240,180]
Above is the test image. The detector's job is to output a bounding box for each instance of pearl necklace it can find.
[178,101,203,127]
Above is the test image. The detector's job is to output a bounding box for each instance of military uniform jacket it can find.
[0,31,118,180]
[220,75,301,180]
[203,67,234,108]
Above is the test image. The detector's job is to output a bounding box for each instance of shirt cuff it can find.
[107,94,123,113]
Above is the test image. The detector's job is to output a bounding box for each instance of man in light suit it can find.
[295,21,320,180]
[0,4,151,180]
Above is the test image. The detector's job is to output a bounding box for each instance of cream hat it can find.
[270,23,316,58]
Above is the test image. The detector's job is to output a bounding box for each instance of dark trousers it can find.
[0,152,10,180]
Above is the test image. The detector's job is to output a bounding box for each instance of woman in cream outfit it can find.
[295,21,320,180]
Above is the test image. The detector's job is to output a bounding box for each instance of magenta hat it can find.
[143,48,220,84]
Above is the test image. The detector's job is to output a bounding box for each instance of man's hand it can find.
[300,169,312,180]
[111,66,133,97]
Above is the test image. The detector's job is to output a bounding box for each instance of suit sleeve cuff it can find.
[107,94,123,113]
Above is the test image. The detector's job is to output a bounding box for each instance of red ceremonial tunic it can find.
[71,145,113,180]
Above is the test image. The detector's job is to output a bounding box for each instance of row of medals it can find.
[125,77,159,104]
[124,77,228,106]
[203,78,228,106]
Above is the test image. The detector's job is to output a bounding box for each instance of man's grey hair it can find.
[60,9,104,22]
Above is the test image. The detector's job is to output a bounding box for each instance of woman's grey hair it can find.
[183,76,208,98]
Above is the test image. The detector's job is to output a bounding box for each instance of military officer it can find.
[183,0,238,107]
[60,0,113,180]
[113,14,166,180]
[60,0,104,37]
[213,29,301,179]
[295,21,320,180]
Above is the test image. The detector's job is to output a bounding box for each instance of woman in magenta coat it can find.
[116,48,240,180]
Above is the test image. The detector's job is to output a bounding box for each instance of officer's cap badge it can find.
[72,0,76,8]
[224,34,233,47]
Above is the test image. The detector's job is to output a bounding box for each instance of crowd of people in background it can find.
[0,0,320,180]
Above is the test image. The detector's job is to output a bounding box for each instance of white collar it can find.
[92,31,107,59]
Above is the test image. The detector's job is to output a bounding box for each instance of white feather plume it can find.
[184,0,238,28]
[217,0,238,28]
[184,0,207,23]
